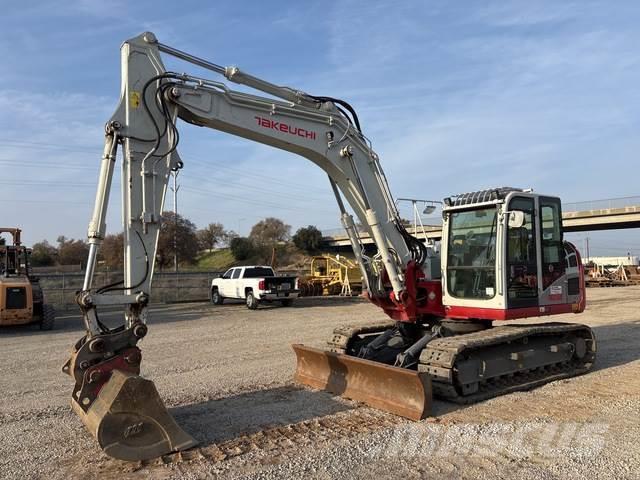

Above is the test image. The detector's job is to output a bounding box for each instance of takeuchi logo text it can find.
[254,116,316,140]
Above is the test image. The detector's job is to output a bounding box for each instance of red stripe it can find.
[443,303,580,321]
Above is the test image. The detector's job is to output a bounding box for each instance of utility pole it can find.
[170,170,180,273]
[583,236,590,264]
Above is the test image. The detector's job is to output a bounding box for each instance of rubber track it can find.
[139,409,400,467]
[327,321,394,353]
[419,322,596,404]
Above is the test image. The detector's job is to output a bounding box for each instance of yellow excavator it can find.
[64,33,595,460]
[0,228,55,330]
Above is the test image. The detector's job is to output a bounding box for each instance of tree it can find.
[197,223,226,252]
[229,237,255,261]
[224,230,239,246]
[101,233,124,269]
[249,217,291,246]
[57,236,89,266]
[292,225,324,253]
[156,211,199,268]
[30,240,57,267]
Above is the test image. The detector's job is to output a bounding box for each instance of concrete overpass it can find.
[322,196,640,249]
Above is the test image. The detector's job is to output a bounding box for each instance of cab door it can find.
[538,197,566,303]
[505,196,539,308]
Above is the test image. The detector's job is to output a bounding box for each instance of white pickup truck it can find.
[210,265,300,309]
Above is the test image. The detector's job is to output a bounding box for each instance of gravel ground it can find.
[0,288,639,479]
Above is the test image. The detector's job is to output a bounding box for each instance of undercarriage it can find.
[321,319,596,405]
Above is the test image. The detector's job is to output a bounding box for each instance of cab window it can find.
[539,198,565,289]
[231,268,242,279]
[222,269,233,279]
[446,207,497,299]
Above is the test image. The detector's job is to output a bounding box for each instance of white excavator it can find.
[64,32,596,461]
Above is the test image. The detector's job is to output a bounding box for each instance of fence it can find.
[38,269,302,310]
[39,271,222,310]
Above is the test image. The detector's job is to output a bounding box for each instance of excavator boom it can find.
[67,32,433,460]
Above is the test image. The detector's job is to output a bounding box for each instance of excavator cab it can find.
[441,188,584,320]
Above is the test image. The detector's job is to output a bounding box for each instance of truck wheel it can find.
[40,304,55,331]
[280,299,293,307]
[211,288,224,305]
[245,291,259,310]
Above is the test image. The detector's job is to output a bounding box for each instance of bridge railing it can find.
[563,196,640,213]
[321,217,442,239]
[322,196,640,239]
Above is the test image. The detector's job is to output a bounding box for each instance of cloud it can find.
[2,0,639,253]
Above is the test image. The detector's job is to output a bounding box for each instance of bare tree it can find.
[249,217,291,246]
[56,236,89,266]
[100,233,124,269]
[197,223,226,252]
[156,212,199,268]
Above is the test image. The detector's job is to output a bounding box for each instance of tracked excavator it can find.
[65,32,596,461]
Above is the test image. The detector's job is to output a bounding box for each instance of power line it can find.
[181,171,331,203]
[0,180,94,187]
[0,139,98,152]
[0,159,95,170]
[182,185,336,214]
[0,140,329,195]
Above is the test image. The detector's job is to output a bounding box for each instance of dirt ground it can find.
[0,287,639,479]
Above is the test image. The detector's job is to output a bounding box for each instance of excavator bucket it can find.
[292,344,432,420]
[72,370,198,461]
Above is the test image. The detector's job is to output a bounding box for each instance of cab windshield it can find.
[446,206,497,299]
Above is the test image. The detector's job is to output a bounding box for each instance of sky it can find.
[1,0,639,256]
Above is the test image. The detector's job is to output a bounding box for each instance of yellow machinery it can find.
[301,255,362,296]
[0,228,55,329]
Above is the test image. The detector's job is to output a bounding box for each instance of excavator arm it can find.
[81,31,432,332]
[65,32,433,460]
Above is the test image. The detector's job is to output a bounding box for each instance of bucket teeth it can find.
[292,344,432,420]
[73,370,198,461]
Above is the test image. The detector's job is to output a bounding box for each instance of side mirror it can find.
[508,210,526,228]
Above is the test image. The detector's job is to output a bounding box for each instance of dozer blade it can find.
[292,344,432,420]
[72,370,198,461]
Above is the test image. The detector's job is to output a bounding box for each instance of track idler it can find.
[292,344,432,420]
[63,326,197,461]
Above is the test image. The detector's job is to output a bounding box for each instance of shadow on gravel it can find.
[211,295,367,310]
[0,313,85,336]
[0,307,205,337]
[170,385,355,446]
[590,320,640,371]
